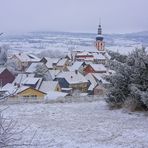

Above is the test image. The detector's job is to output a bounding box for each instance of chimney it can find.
[75,70,78,74]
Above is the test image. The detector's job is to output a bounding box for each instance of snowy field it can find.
[1,31,148,55]
[1,100,148,148]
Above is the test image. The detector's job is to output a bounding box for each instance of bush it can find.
[106,48,148,110]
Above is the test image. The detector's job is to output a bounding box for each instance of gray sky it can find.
[0,0,148,33]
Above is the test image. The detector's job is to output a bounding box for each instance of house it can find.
[45,58,60,70]
[1,83,17,96]
[48,70,61,80]
[22,77,43,89]
[92,53,106,64]
[85,73,98,95]
[55,58,69,71]
[10,53,40,71]
[75,51,94,62]
[55,71,88,92]
[25,62,52,80]
[92,73,110,88]
[39,81,61,93]
[26,62,48,74]
[61,88,73,95]
[68,61,86,74]
[65,52,72,61]
[0,67,15,87]
[17,86,46,99]
[92,75,109,96]
[83,64,107,75]
[94,85,106,96]
[85,73,110,95]
[40,57,48,64]
[13,73,35,86]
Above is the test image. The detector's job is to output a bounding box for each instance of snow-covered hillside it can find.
[2,100,148,148]
[0,31,148,55]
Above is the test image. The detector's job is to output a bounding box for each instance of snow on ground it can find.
[1,100,148,148]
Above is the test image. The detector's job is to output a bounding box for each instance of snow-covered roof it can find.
[92,73,110,84]
[1,83,17,95]
[27,54,40,62]
[46,58,60,69]
[35,78,43,89]
[17,86,46,94]
[85,73,97,90]
[89,64,107,72]
[76,51,93,57]
[73,46,97,53]
[96,34,104,38]
[104,52,111,60]
[17,86,30,94]
[65,52,72,59]
[92,53,106,60]
[44,91,68,100]
[69,61,85,71]
[26,62,45,73]
[39,81,59,93]
[82,57,94,61]
[14,53,40,63]
[80,93,88,96]
[0,67,6,73]
[49,70,61,80]
[56,71,88,84]
[13,74,28,85]
[61,88,73,91]
[56,58,67,66]
[22,77,40,85]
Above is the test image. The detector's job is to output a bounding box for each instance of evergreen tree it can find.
[106,48,148,110]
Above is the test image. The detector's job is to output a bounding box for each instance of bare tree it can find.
[0,108,38,147]
[0,108,21,147]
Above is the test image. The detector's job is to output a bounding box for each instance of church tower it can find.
[95,23,105,52]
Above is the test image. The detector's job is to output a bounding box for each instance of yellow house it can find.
[17,86,46,99]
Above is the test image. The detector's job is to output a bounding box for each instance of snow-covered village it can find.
[1,0,148,147]
[0,24,113,100]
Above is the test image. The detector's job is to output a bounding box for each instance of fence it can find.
[0,95,105,105]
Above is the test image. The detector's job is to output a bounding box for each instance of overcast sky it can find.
[0,0,148,33]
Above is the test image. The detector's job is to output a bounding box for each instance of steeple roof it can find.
[96,23,103,41]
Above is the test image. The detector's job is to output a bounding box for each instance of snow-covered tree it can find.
[0,45,9,65]
[6,59,18,75]
[108,50,127,63]
[106,48,148,110]
[38,49,65,58]
[34,64,50,80]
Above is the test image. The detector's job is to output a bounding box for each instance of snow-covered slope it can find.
[2,100,148,148]
[0,31,148,55]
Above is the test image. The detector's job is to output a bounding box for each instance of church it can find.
[73,24,110,64]
[95,24,106,53]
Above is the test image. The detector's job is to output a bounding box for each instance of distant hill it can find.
[0,31,148,53]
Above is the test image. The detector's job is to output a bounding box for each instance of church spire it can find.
[98,24,102,35]
[95,21,105,52]
[98,18,102,35]
[96,21,103,41]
